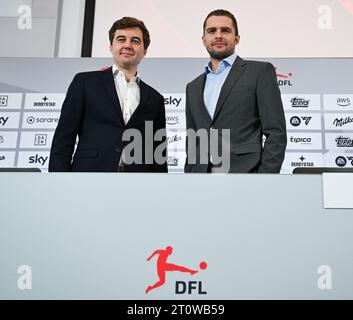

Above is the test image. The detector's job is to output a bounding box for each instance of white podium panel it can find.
[1,174,353,299]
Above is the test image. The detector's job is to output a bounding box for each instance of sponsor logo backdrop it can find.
[0,58,352,173]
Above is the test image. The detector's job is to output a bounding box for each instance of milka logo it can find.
[167,135,182,145]
[333,116,353,127]
[166,115,180,125]
[337,97,351,107]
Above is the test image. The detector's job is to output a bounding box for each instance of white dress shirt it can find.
[112,65,140,124]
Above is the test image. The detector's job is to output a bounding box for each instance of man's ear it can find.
[235,35,240,45]
[202,35,206,47]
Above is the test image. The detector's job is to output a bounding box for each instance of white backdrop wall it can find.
[92,0,353,58]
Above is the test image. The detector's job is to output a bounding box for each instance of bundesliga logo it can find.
[145,246,207,295]
[275,67,293,86]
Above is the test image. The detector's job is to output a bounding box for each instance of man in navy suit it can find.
[49,17,167,172]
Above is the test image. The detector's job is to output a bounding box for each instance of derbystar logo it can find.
[32,96,56,107]
[291,155,314,167]
[275,67,293,87]
[145,246,207,295]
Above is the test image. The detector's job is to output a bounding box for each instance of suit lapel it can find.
[99,67,125,125]
[193,74,212,124]
[212,57,247,123]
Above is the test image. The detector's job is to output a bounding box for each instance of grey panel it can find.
[1,57,353,93]
[0,173,352,299]
[0,17,57,57]
[0,0,32,17]
[32,0,59,17]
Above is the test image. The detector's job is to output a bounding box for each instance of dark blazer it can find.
[185,56,287,173]
[49,67,167,172]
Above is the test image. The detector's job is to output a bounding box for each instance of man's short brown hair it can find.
[109,17,150,49]
[203,9,239,36]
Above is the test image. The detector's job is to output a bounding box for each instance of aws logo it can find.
[166,115,180,126]
[145,246,208,295]
[337,97,351,107]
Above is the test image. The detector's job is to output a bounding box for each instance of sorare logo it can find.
[145,246,208,295]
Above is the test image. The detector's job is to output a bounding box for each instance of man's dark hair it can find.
[203,9,239,36]
[109,17,150,49]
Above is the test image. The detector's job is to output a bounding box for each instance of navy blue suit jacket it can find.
[49,68,167,172]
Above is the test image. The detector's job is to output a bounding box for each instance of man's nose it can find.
[215,30,223,38]
[123,40,133,49]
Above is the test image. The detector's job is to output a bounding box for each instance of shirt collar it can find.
[112,64,140,84]
[205,53,237,75]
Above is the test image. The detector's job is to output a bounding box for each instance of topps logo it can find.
[336,136,353,147]
[291,97,310,108]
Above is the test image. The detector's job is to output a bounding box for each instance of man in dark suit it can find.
[185,9,287,173]
[49,17,167,172]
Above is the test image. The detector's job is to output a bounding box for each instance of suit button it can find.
[116,148,122,153]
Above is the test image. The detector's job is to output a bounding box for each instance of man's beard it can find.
[206,47,234,61]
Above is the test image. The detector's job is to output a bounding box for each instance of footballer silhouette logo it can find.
[145,246,207,294]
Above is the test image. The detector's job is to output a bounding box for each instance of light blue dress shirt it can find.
[204,53,237,119]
